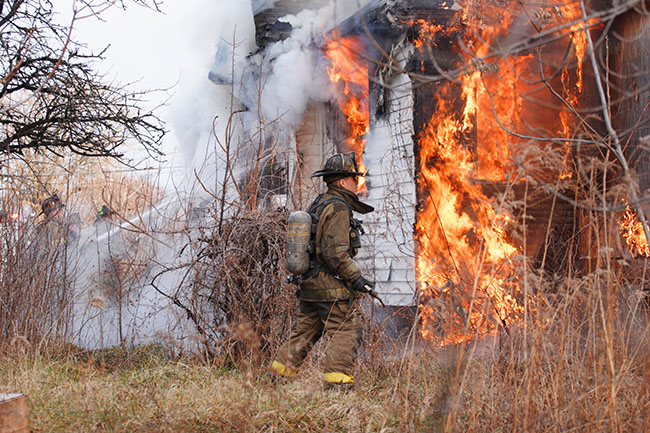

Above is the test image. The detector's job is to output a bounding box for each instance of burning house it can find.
[30,0,645,352]
[210,0,650,346]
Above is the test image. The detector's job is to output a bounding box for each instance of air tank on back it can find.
[286,210,311,275]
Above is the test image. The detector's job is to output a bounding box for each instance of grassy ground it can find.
[4,315,650,433]
[0,345,451,433]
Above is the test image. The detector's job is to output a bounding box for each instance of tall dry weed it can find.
[175,207,296,364]
[0,149,165,352]
[405,143,650,430]
[0,195,71,351]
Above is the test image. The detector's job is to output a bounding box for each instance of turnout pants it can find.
[274,300,362,381]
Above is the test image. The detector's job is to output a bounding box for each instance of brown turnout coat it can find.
[298,186,371,302]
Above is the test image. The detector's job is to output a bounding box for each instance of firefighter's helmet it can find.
[311,152,364,178]
[97,204,114,218]
[41,194,63,217]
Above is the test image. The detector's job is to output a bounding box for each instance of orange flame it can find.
[412,1,592,345]
[325,34,369,192]
[558,2,597,94]
[410,20,444,49]
[415,84,524,345]
[621,205,650,257]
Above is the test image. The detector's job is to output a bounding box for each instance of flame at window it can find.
[413,0,595,345]
[324,34,369,193]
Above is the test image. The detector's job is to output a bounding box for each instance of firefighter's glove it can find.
[351,276,374,293]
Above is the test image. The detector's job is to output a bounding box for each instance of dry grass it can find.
[450,275,650,432]
[0,345,447,432]
[4,284,650,433]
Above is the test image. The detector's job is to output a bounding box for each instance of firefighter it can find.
[66,212,82,243]
[37,194,65,241]
[36,194,77,248]
[271,152,375,390]
[41,194,64,219]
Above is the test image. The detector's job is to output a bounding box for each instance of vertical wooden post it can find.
[0,394,28,433]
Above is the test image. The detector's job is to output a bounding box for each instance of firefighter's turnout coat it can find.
[298,185,373,301]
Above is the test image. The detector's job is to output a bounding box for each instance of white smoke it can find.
[259,48,322,126]
[252,0,279,14]
[165,2,234,188]
[208,0,256,87]
[272,1,370,53]
[209,0,371,130]
[180,0,374,193]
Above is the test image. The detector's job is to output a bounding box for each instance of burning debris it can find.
[621,204,650,257]
[408,0,597,344]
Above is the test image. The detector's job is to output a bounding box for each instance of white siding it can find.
[358,43,417,306]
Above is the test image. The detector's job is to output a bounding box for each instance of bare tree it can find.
[0,0,165,161]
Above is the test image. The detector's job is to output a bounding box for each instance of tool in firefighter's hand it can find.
[351,276,386,308]
[363,284,386,308]
[287,274,303,286]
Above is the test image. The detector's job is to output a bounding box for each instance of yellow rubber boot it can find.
[323,372,354,391]
[270,360,296,377]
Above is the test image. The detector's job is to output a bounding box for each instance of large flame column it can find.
[411,1,592,345]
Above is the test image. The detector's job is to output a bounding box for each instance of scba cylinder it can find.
[286,210,312,275]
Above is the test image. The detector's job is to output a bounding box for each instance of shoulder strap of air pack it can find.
[302,194,352,280]
[308,194,351,236]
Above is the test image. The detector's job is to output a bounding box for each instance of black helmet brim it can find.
[311,169,365,178]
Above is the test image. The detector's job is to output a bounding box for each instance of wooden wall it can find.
[292,102,333,209]
[611,9,650,192]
